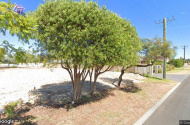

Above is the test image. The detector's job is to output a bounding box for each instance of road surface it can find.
[144,75,190,125]
[153,73,189,82]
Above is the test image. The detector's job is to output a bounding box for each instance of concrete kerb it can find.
[134,74,190,125]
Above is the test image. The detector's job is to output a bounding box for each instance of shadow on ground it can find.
[28,81,115,110]
[100,77,142,93]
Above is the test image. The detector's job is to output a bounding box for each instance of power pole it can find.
[156,17,175,79]
[163,18,167,80]
[182,46,188,69]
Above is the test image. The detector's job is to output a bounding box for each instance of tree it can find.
[0,47,6,63]
[15,47,27,64]
[1,40,16,65]
[142,37,177,65]
[117,24,142,87]
[35,0,141,101]
[0,1,36,43]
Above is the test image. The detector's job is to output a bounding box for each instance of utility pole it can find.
[163,18,167,80]
[182,46,188,69]
[156,17,175,79]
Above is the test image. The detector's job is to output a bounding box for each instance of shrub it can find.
[168,59,183,68]
[154,60,163,65]
[4,101,20,119]
[11,66,17,68]
[166,64,174,71]
[158,68,162,73]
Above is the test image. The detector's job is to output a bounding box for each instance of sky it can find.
[1,0,190,59]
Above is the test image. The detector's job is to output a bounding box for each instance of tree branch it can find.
[99,66,113,75]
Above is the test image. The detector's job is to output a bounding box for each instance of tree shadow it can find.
[1,104,37,125]
[28,81,115,110]
[100,77,142,93]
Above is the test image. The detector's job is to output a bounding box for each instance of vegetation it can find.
[158,68,162,73]
[1,41,41,64]
[4,101,20,119]
[154,60,163,65]
[0,1,36,43]
[34,0,141,101]
[166,64,175,71]
[168,59,184,68]
[0,47,6,63]
[142,37,177,65]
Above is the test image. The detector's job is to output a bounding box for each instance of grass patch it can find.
[143,74,176,84]
[98,112,121,119]
[167,67,189,73]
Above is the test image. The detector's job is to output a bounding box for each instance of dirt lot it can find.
[0,68,177,125]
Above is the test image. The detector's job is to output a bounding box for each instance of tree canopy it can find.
[142,37,177,65]
[35,0,141,101]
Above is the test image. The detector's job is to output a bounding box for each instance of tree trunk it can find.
[77,79,85,99]
[90,72,98,96]
[89,68,93,93]
[89,65,112,95]
[72,65,81,102]
[118,67,125,87]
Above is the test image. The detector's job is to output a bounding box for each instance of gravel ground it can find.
[0,68,145,109]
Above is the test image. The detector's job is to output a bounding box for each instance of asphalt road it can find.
[144,74,190,125]
[153,73,189,82]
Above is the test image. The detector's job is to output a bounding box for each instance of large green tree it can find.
[117,22,142,87]
[35,0,141,101]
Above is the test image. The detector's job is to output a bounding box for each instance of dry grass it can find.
[13,77,177,125]
[167,65,190,74]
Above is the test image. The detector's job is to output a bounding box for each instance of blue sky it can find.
[1,0,190,59]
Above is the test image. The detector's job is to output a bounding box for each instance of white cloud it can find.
[180,12,186,15]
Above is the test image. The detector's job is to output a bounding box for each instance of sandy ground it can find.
[0,68,177,125]
[22,76,176,125]
[0,68,144,109]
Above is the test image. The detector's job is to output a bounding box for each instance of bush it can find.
[154,60,163,65]
[4,101,20,119]
[158,68,162,73]
[168,59,183,68]
[11,66,17,68]
[166,64,174,71]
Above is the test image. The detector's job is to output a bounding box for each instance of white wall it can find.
[0,63,44,68]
